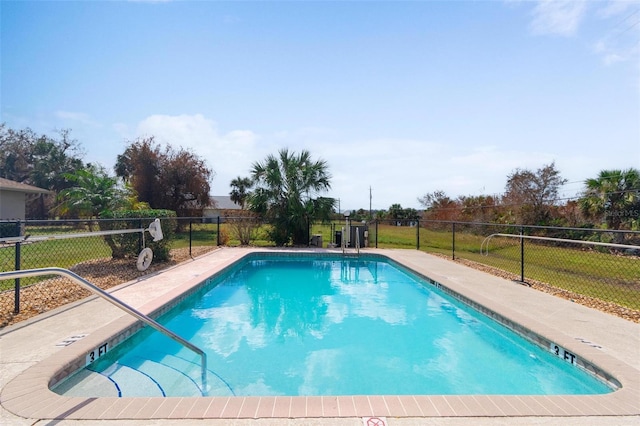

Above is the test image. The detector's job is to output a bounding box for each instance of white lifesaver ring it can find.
[136,248,153,271]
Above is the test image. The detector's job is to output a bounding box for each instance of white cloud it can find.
[55,110,101,127]
[597,0,638,19]
[592,6,640,66]
[136,113,260,193]
[529,0,588,36]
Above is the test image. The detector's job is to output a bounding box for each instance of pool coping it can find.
[1,247,639,421]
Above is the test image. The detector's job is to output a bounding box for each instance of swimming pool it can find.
[53,253,612,398]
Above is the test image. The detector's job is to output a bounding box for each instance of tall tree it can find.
[418,190,460,222]
[0,125,85,218]
[115,137,212,216]
[580,168,640,232]
[115,137,162,205]
[230,176,253,209]
[0,125,84,190]
[503,162,567,225]
[249,148,334,246]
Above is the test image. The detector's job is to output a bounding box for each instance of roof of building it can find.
[209,195,242,210]
[0,177,51,194]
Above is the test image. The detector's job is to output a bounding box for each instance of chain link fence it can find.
[370,220,640,321]
[0,218,224,328]
[2,217,639,327]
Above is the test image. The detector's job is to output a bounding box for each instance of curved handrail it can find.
[0,267,207,392]
[481,233,640,256]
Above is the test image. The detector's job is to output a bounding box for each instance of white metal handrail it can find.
[481,233,640,256]
[0,267,208,392]
[0,228,144,245]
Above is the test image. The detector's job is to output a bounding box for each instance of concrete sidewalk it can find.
[1,248,638,425]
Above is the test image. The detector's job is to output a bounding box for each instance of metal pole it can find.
[189,220,193,257]
[14,241,21,313]
[452,222,456,260]
[520,226,525,283]
[416,219,420,250]
[375,220,379,248]
[217,216,221,246]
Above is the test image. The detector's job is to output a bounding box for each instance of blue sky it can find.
[2,0,639,211]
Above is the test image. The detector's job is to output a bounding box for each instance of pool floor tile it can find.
[187,397,215,418]
[428,395,457,416]
[131,398,165,418]
[289,396,307,417]
[204,396,230,417]
[396,396,422,416]
[168,398,199,419]
[383,395,406,416]
[237,396,260,418]
[306,396,324,416]
[118,396,151,418]
[472,395,506,416]
[368,395,390,416]
[272,396,292,417]
[352,395,373,416]
[149,399,180,418]
[337,396,357,417]
[321,396,340,417]
[255,396,276,418]
[220,396,244,418]
[412,395,438,416]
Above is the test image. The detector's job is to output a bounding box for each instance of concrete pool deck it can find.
[1,248,639,425]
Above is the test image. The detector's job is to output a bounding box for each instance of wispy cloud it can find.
[529,0,588,36]
[136,113,260,190]
[55,110,101,127]
[592,4,640,66]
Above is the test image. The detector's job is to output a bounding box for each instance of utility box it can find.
[349,225,368,248]
[334,231,342,247]
[310,234,323,247]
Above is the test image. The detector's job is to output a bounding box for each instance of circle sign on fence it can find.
[136,248,153,271]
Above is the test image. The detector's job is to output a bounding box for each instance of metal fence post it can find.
[416,219,420,250]
[217,216,221,246]
[452,222,456,260]
[189,219,193,257]
[520,226,525,283]
[375,220,378,248]
[14,241,21,313]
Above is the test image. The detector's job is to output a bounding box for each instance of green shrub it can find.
[99,210,176,261]
[0,221,21,238]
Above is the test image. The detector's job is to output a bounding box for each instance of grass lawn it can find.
[372,224,640,310]
[1,222,638,311]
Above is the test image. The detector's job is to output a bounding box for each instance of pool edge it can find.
[2,247,639,420]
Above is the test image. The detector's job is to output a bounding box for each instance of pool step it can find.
[53,364,163,397]
[133,356,204,396]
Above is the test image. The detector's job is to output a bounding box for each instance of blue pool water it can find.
[54,255,612,397]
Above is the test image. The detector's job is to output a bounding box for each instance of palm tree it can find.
[249,149,335,246]
[229,176,253,209]
[57,165,128,219]
[580,168,640,235]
